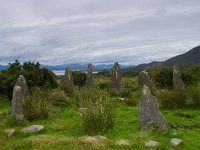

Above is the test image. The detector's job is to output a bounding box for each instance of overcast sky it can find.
[0,0,199,65]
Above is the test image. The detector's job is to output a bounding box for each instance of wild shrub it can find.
[0,60,58,99]
[50,89,69,107]
[23,88,52,120]
[154,68,173,89]
[187,84,200,107]
[158,89,187,109]
[61,86,74,97]
[75,89,116,135]
[124,98,137,106]
[72,71,86,89]
[99,82,108,90]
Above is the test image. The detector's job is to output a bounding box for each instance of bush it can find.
[75,89,115,135]
[72,71,86,89]
[50,89,69,107]
[61,86,74,97]
[157,89,187,109]
[99,82,108,90]
[0,60,58,99]
[23,88,52,120]
[154,68,173,89]
[124,98,137,106]
[187,84,200,107]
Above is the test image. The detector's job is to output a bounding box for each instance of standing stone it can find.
[63,67,74,88]
[109,62,121,92]
[11,86,24,120]
[11,75,28,120]
[15,75,28,95]
[173,66,185,90]
[138,71,153,90]
[139,85,168,132]
[86,64,93,89]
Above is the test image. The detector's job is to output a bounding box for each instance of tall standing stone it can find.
[139,85,168,132]
[138,71,153,90]
[173,66,185,90]
[11,86,24,120]
[64,67,74,88]
[15,75,28,95]
[109,62,121,92]
[86,64,93,89]
[11,75,28,120]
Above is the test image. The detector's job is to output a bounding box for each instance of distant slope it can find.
[163,45,200,67]
[133,45,200,70]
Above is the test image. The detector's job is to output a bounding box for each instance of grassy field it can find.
[1,90,200,150]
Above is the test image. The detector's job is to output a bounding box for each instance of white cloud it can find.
[0,0,199,65]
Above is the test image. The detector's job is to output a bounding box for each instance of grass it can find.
[0,77,200,149]
[1,94,200,149]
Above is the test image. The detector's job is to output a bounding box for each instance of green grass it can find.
[1,94,200,150]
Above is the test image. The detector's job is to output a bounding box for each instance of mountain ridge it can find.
[133,45,200,70]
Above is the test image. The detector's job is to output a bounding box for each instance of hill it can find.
[133,45,200,70]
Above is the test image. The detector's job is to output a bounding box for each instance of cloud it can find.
[0,0,200,65]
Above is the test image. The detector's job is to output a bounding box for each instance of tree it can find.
[0,60,58,99]
[72,71,86,90]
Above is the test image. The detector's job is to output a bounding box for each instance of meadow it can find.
[0,74,200,150]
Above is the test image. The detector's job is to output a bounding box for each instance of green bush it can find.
[61,86,74,97]
[154,68,173,89]
[72,71,86,89]
[157,89,187,109]
[187,84,200,107]
[124,98,137,106]
[99,82,108,90]
[0,60,58,99]
[23,88,52,120]
[75,89,115,135]
[50,89,69,107]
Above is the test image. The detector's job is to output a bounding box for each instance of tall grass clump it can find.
[23,88,52,120]
[50,89,69,107]
[158,89,187,109]
[75,89,116,135]
[187,84,200,107]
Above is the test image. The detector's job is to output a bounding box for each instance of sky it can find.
[0,0,200,65]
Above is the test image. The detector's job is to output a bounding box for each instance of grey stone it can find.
[63,67,74,88]
[93,135,108,141]
[86,64,93,89]
[173,66,185,90]
[79,135,108,144]
[11,86,24,120]
[109,62,121,92]
[145,140,160,147]
[116,139,130,146]
[138,71,153,90]
[22,125,44,133]
[170,138,183,146]
[15,75,28,96]
[139,85,168,132]
[6,129,15,137]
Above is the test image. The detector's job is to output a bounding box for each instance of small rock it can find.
[93,135,108,141]
[79,135,108,144]
[22,125,44,133]
[7,129,15,137]
[170,138,183,146]
[116,139,130,146]
[145,140,160,147]
[118,98,125,101]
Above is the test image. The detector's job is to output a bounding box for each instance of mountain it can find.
[133,45,200,70]
[0,65,8,71]
[42,64,134,71]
